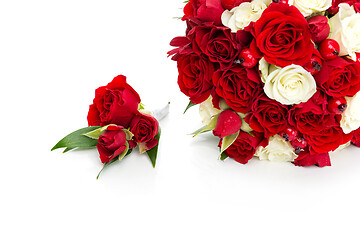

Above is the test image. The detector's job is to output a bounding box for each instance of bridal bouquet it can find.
[169,0,360,166]
[52,75,161,178]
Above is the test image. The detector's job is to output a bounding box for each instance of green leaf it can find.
[146,127,161,168]
[82,125,113,140]
[138,102,145,110]
[51,126,101,152]
[96,148,133,179]
[183,101,197,114]
[192,114,219,137]
[220,152,228,161]
[220,131,240,155]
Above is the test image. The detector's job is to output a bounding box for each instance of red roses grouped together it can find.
[170,0,360,166]
[53,75,160,178]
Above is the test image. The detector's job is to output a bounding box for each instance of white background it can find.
[1,1,360,239]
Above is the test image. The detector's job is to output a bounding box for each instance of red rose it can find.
[97,125,128,163]
[249,3,313,67]
[130,113,159,151]
[315,57,360,98]
[221,0,250,10]
[245,93,288,138]
[352,128,360,147]
[328,0,360,15]
[87,75,141,127]
[189,25,238,66]
[289,91,336,135]
[213,64,262,113]
[183,0,225,25]
[213,110,242,138]
[304,127,346,154]
[307,15,330,44]
[177,53,215,104]
[222,131,268,164]
[294,151,331,167]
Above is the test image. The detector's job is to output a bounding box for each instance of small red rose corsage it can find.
[52,75,166,178]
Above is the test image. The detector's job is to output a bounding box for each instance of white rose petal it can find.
[255,135,298,162]
[329,3,360,61]
[199,96,221,125]
[263,64,317,105]
[221,0,271,32]
[288,0,332,17]
[340,91,360,134]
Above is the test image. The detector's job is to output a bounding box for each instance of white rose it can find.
[329,3,360,61]
[263,64,317,105]
[199,96,221,125]
[221,0,271,32]
[258,57,281,83]
[340,91,360,134]
[255,135,298,162]
[288,0,332,17]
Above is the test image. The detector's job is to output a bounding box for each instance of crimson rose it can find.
[245,93,288,138]
[213,65,262,113]
[315,57,360,98]
[183,0,225,25]
[177,53,215,104]
[87,75,141,128]
[352,128,360,147]
[97,126,128,163]
[288,91,336,135]
[189,25,238,66]
[304,127,347,154]
[249,3,313,67]
[222,131,267,164]
[294,151,331,167]
[130,113,159,151]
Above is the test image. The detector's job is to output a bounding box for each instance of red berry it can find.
[221,0,247,10]
[235,48,258,68]
[291,137,308,149]
[303,55,323,75]
[319,39,340,60]
[272,0,289,3]
[280,128,298,141]
[328,97,347,114]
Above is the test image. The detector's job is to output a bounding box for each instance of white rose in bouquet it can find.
[263,64,317,105]
[340,91,360,134]
[329,3,360,61]
[199,96,221,125]
[255,135,298,162]
[288,0,332,17]
[221,0,271,32]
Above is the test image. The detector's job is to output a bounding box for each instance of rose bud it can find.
[97,126,129,163]
[307,15,330,44]
[213,110,242,138]
[130,112,159,151]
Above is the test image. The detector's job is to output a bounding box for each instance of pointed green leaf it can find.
[220,152,228,161]
[96,148,133,179]
[138,102,145,110]
[51,126,101,152]
[63,147,75,153]
[183,101,197,114]
[192,114,219,137]
[220,131,240,155]
[82,125,114,140]
[117,142,130,162]
[146,128,161,168]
